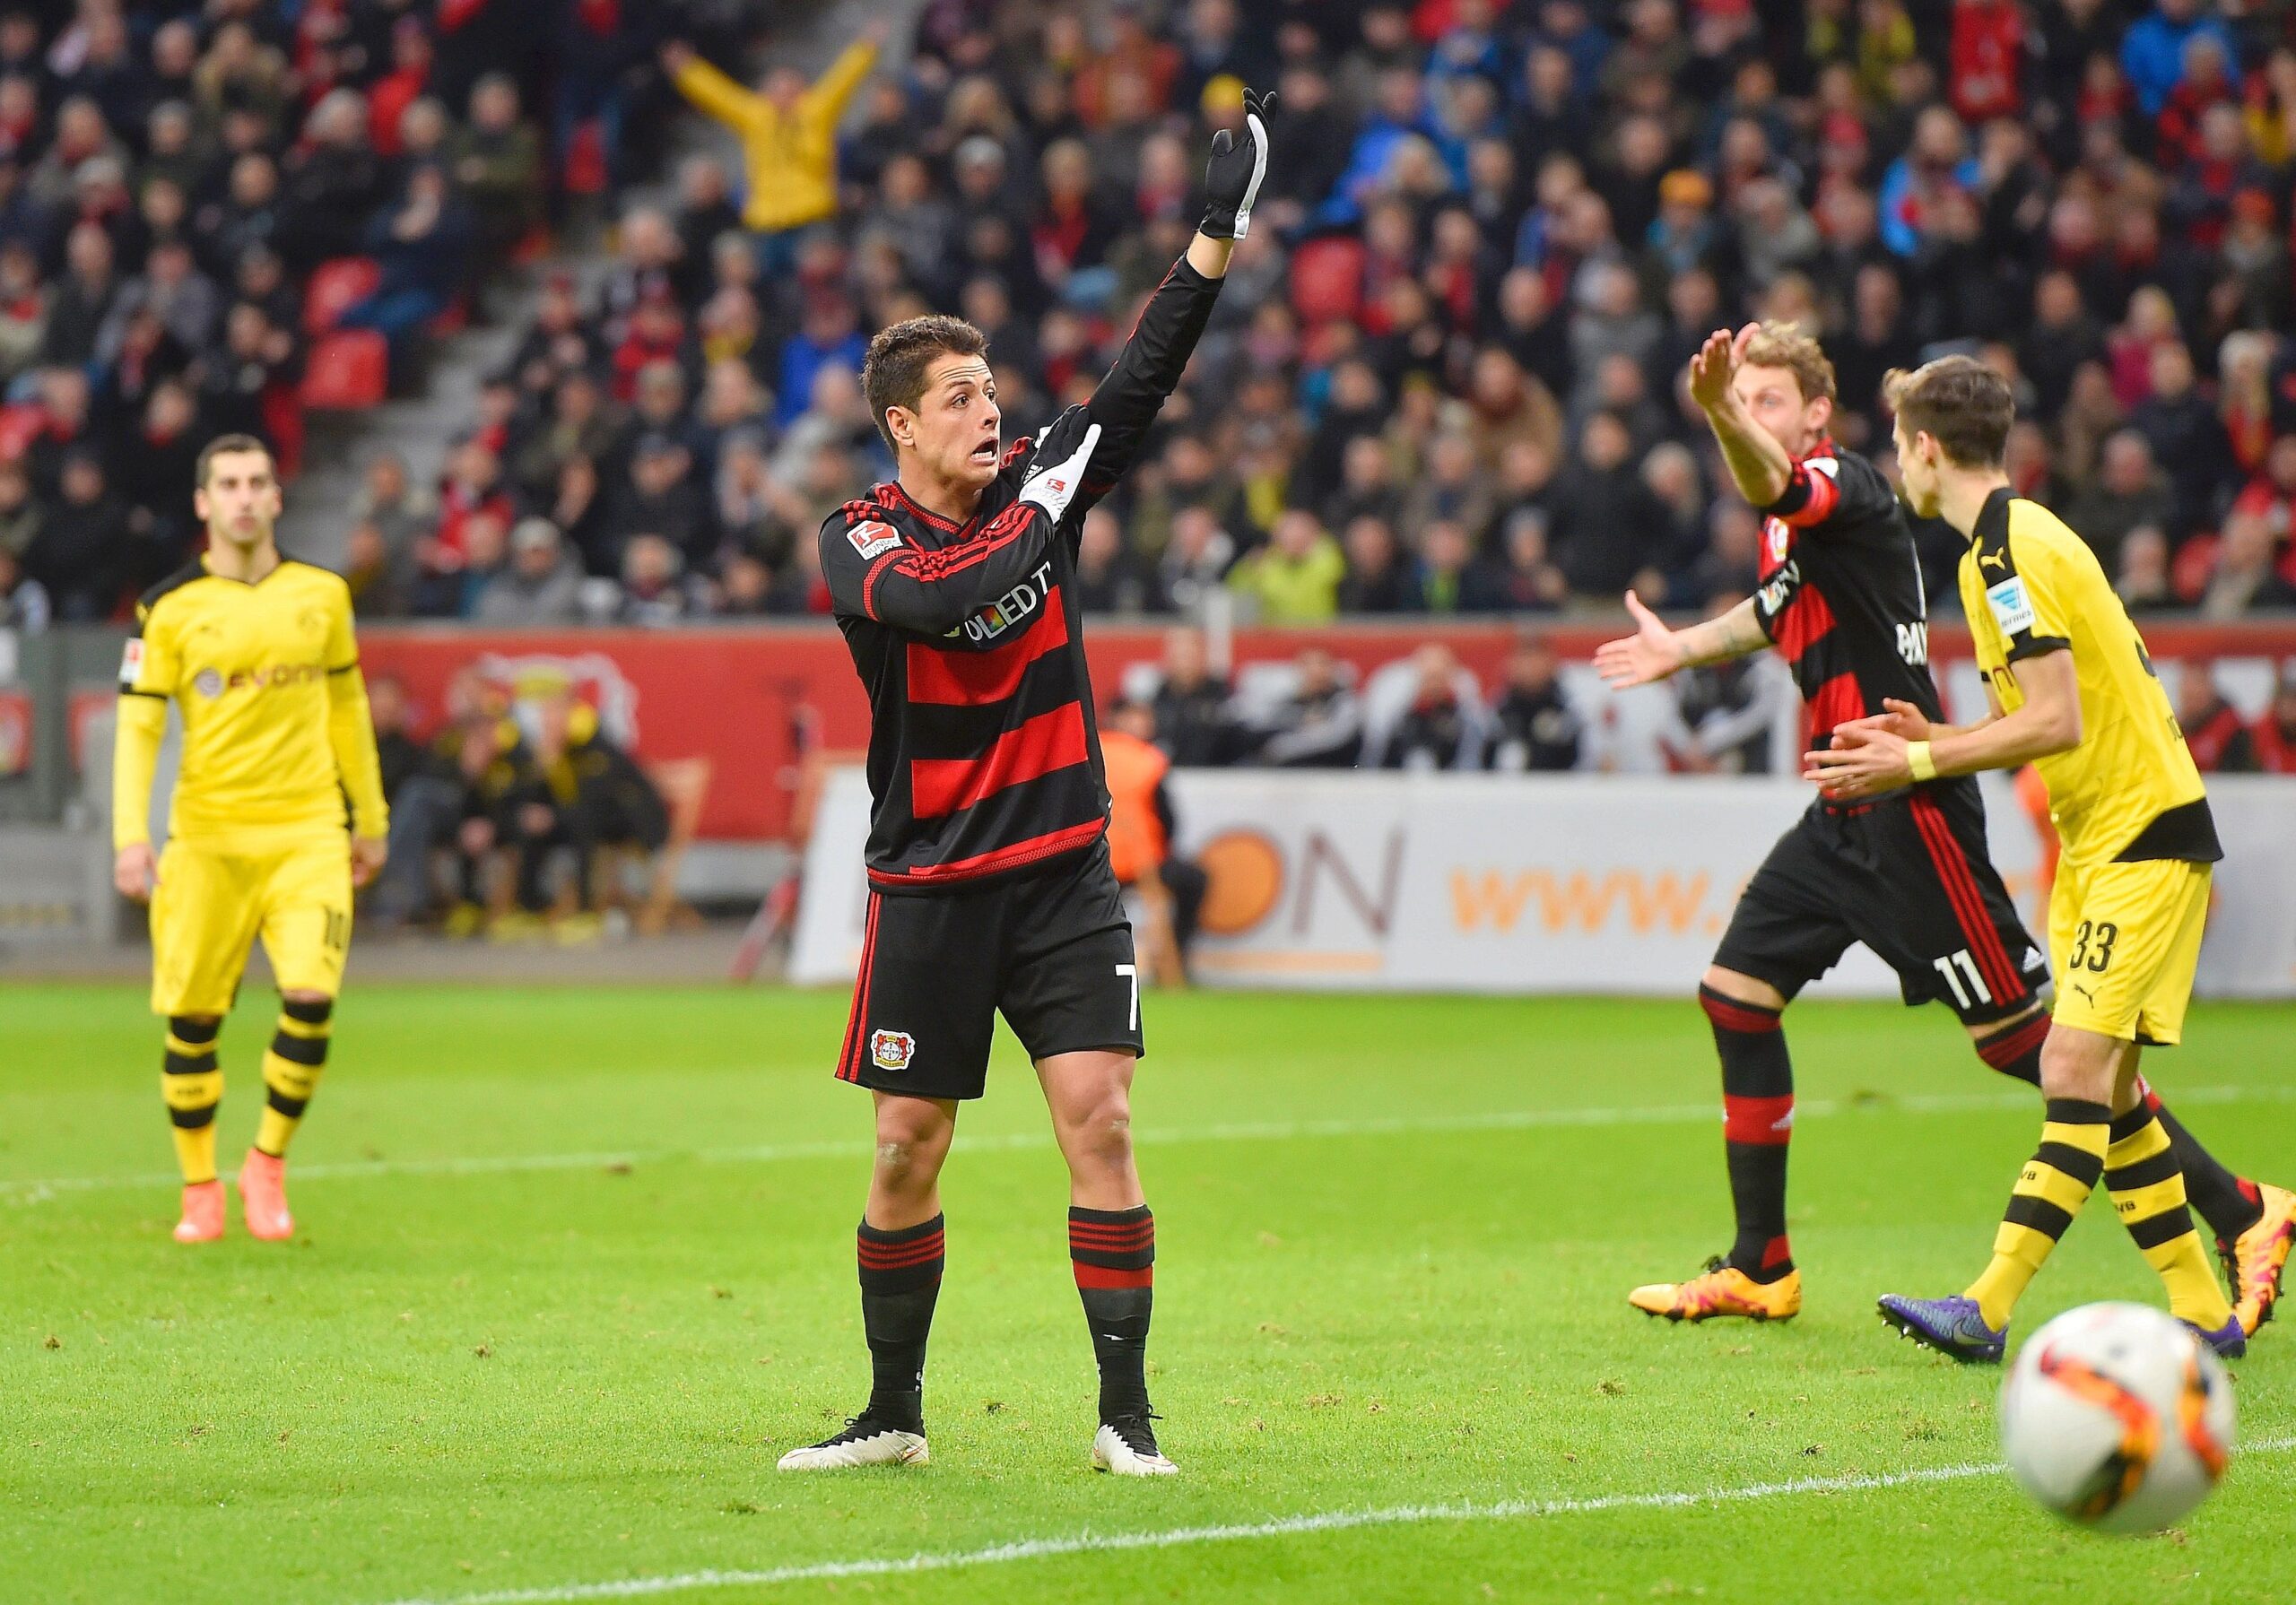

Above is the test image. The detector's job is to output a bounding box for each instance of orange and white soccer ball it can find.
[2000,1302,2235,1533]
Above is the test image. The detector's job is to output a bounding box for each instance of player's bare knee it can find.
[1062,1089,1135,1170]
[2038,1029,2118,1103]
[1700,966,1787,1012]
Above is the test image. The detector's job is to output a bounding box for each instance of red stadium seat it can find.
[261,383,305,480]
[0,403,43,458]
[303,256,382,336]
[1290,237,1366,326]
[563,118,609,195]
[300,330,390,410]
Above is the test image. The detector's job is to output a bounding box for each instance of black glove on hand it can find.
[1016,404,1102,525]
[1199,87,1274,241]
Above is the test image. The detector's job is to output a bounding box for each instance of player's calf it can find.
[161,1015,224,1208]
[779,1213,945,1473]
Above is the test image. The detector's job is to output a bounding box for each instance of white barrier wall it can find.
[790,768,2296,999]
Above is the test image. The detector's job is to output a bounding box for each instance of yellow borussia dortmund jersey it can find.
[118,556,382,844]
[1957,490,2220,868]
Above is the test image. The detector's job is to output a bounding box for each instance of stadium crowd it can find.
[326,0,2296,638]
[0,0,680,632]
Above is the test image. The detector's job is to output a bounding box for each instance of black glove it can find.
[1015,404,1102,525]
[1199,87,1275,241]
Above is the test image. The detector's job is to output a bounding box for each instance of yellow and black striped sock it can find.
[161,1016,223,1184]
[1967,1098,2110,1330]
[2107,1106,2235,1330]
[254,998,332,1159]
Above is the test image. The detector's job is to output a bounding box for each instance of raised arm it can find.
[665,48,763,132]
[1689,325,1793,508]
[1074,90,1274,514]
[802,32,881,119]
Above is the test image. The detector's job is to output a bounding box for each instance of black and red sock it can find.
[1703,985,1794,1283]
[1974,1011,2050,1086]
[857,1214,944,1431]
[1069,1205,1154,1424]
[2142,1085,2264,1245]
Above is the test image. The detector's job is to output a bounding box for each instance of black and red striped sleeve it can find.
[1074,255,1222,513]
[819,499,1061,637]
[1761,451,1897,533]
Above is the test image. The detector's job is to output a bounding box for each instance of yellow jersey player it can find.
[113,435,390,1245]
[1810,359,2289,1359]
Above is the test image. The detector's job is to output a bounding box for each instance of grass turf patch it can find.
[3,985,2292,1604]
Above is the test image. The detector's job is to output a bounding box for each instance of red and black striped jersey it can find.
[1751,439,1945,745]
[820,256,1222,893]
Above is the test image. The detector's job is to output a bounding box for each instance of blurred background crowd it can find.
[2,1,2294,770]
[327,0,2296,638]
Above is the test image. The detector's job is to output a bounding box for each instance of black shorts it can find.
[834,841,1144,1101]
[1714,777,2045,1027]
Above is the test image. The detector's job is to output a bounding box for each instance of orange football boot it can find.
[1630,1256,1801,1322]
[238,1150,295,1241]
[173,1179,225,1244]
[2227,1183,2296,1337]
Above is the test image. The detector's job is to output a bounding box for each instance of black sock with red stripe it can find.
[857,1214,944,1431]
[1702,985,1795,1284]
[1973,1011,2050,1086]
[2143,1086,2265,1244]
[1070,1205,1154,1424]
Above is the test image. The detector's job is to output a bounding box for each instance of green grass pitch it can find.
[4,983,2293,1604]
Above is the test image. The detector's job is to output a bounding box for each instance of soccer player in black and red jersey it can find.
[1596,324,2288,1330]
[776,94,1274,1477]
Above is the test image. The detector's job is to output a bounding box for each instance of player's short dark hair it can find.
[1884,356,2013,469]
[861,315,989,456]
[195,433,274,487]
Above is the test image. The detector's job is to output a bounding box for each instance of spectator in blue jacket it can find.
[2120,0,2241,117]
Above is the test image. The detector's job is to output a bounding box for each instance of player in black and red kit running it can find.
[775,93,1275,1476]
[1596,323,2289,1329]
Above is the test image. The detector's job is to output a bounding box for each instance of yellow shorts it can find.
[150,834,353,1018]
[2047,857,2211,1046]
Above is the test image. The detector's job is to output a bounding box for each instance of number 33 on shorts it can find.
[2046,859,2211,1045]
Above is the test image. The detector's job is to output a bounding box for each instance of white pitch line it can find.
[379,1436,2296,1605]
[4,1083,2292,1202]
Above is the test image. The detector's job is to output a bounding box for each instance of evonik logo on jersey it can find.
[959,560,1056,645]
[193,664,325,697]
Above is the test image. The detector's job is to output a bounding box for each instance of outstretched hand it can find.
[1686,323,1757,413]
[1201,87,1274,240]
[1594,591,1687,689]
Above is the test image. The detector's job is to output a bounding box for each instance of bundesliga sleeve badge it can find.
[848,521,903,560]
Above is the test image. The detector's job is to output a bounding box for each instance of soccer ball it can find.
[1999,1302,2235,1534]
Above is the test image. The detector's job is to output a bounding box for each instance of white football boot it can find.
[1091,1416,1178,1476]
[777,1418,929,1471]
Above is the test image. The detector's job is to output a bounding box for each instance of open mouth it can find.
[970,438,999,465]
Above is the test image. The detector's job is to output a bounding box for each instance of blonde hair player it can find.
[114,435,390,1245]
[1813,357,2289,1358]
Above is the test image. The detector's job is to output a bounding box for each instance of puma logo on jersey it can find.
[1979,550,2008,572]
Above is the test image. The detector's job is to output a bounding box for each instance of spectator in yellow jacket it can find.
[660,22,885,275]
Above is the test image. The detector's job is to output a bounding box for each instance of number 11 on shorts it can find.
[1117,963,1139,1031]
[1932,948,1992,1010]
